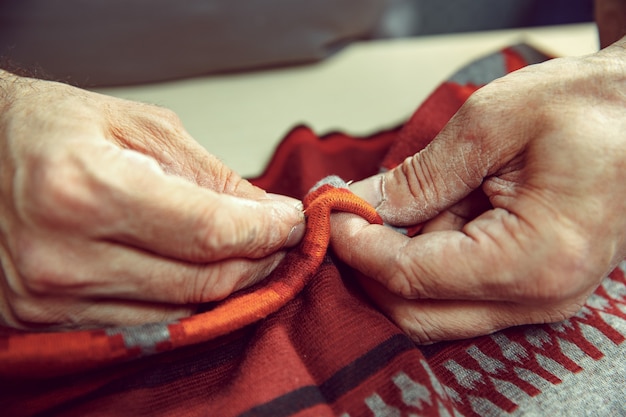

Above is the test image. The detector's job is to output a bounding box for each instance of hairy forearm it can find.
[0,68,17,113]
[0,69,35,115]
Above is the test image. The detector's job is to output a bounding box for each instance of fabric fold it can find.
[2,44,625,417]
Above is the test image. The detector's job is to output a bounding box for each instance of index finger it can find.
[32,142,304,263]
[105,99,266,199]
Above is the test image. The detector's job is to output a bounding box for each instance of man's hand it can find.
[331,39,626,344]
[0,71,304,329]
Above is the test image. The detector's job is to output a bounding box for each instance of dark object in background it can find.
[0,0,388,87]
[0,0,593,87]
[378,0,593,37]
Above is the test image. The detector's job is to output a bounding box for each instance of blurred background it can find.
[376,0,593,37]
[0,0,594,87]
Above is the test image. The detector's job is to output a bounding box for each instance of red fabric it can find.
[1,45,625,417]
[382,82,480,170]
[0,184,381,379]
[252,126,398,199]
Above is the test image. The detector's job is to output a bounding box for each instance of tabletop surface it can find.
[95,23,598,178]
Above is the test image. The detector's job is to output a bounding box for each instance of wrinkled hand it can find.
[331,39,626,344]
[0,71,304,329]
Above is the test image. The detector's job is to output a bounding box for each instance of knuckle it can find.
[385,273,416,299]
[518,301,583,328]
[181,257,277,304]
[544,306,580,324]
[9,296,85,329]
[223,171,248,196]
[197,273,236,303]
[399,155,430,200]
[12,236,74,295]
[408,155,448,207]
[153,106,183,127]
[452,91,490,131]
[192,210,236,261]
[515,237,592,304]
[18,260,64,295]
[405,328,438,345]
[210,163,247,196]
[16,148,93,226]
[193,155,244,194]
[192,203,261,262]
[143,106,186,138]
[114,103,188,150]
[10,296,55,326]
[461,88,488,112]
[393,309,442,345]
[386,252,426,299]
[184,264,238,304]
[11,237,47,293]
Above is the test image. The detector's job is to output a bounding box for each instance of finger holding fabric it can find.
[0,70,305,330]
[331,38,626,343]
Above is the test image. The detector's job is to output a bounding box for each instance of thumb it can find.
[197,192,307,259]
[349,120,495,226]
[73,143,307,262]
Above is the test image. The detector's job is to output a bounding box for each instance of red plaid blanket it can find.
[1,44,625,417]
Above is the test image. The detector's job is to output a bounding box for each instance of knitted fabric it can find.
[0,177,381,379]
[1,44,624,417]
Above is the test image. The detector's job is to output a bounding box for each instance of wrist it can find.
[582,37,626,102]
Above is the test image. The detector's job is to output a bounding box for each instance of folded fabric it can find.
[1,44,624,417]
[0,176,381,379]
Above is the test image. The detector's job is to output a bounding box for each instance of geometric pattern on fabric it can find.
[1,44,624,417]
[421,264,626,416]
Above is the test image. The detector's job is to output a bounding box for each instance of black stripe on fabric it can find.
[239,333,415,417]
[33,328,255,417]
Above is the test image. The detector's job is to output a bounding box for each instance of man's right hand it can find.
[331,38,626,344]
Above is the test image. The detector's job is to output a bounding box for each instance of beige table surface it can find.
[95,23,598,179]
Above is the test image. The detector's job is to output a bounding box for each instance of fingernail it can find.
[349,175,383,208]
[284,222,305,247]
[267,193,304,212]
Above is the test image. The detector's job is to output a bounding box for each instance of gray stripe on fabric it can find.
[106,322,172,355]
[449,51,506,85]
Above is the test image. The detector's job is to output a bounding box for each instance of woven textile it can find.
[1,44,625,417]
